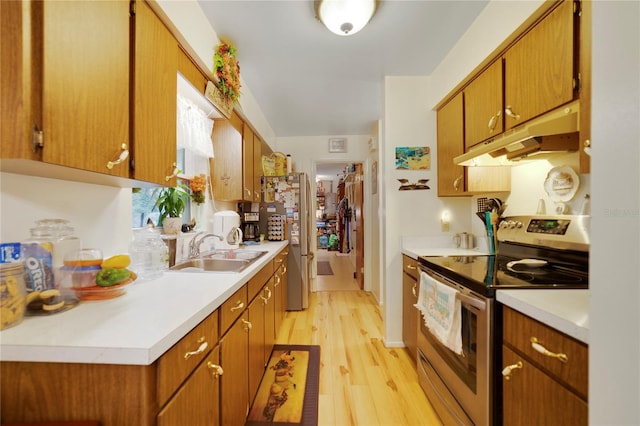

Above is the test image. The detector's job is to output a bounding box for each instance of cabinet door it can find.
[220,315,250,426]
[243,122,254,201]
[436,93,467,196]
[157,346,221,426]
[132,0,178,185]
[41,0,129,177]
[504,0,575,130]
[273,265,284,337]
[212,112,243,201]
[464,60,503,149]
[248,296,266,401]
[402,257,418,364]
[502,345,587,425]
[253,134,263,202]
[264,279,276,361]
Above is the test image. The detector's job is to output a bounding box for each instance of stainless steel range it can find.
[416,215,589,426]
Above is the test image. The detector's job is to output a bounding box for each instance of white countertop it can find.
[0,241,288,365]
[401,235,490,259]
[497,289,590,344]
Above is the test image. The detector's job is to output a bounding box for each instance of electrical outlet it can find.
[442,222,450,232]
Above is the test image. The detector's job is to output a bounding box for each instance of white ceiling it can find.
[197,0,489,137]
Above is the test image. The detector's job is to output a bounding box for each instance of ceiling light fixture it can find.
[314,0,377,36]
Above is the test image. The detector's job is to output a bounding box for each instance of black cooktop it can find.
[418,254,589,298]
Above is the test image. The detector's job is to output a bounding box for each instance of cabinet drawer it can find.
[502,345,587,425]
[220,285,248,335]
[503,306,588,399]
[402,255,419,280]
[157,310,219,407]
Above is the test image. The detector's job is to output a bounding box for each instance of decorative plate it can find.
[544,166,579,202]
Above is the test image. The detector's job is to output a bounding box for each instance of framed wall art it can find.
[395,146,431,170]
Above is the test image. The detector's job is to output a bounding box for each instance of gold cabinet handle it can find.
[230,301,245,312]
[274,276,281,287]
[254,191,260,201]
[264,287,272,300]
[406,264,417,271]
[487,110,501,131]
[207,361,224,378]
[453,175,463,191]
[242,318,252,331]
[276,258,284,264]
[412,282,417,298]
[502,361,523,380]
[184,337,208,360]
[245,188,252,197]
[106,143,129,170]
[530,337,568,363]
[165,162,179,181]
[504,106,521,120]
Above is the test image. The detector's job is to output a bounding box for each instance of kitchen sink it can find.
[169,250,268,273]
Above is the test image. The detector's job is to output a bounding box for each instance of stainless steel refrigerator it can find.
[261,172,311,310]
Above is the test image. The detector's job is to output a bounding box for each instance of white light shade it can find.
[317,0,376,36]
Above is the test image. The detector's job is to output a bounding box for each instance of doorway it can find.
[313,161,364,290]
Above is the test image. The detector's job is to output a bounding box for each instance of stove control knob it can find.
[515,221,523,228]
[506,221,517,229]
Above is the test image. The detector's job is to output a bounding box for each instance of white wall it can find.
[0,173,133,256]
[382,76,473,345]
[590,1,640,423]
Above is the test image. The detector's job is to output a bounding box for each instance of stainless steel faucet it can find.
[189,232,223,258]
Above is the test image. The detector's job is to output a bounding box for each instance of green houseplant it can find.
[154,185,189,234]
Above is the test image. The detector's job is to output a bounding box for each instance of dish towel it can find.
[415,271,463,355]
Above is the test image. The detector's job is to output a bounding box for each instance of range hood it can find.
[454,100,580,166]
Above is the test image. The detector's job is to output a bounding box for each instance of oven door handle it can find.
[456,291,486,312]
[423,268,487,311]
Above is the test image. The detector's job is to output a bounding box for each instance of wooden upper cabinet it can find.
[253,134,263,202]
[243,123,255,202]
[41,0,130,177]
[464,60,504,150]
[212,112,244,201]
[503,0,576,130]
[132,0,178,185]
[436,93,466,197]
[178,48,208,95]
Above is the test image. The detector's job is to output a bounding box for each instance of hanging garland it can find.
[213,42,241,103]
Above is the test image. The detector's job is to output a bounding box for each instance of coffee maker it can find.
[242,212,261,243]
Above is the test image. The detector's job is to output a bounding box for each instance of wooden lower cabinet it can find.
[220,313,251,426]
[501,306,588,425]
[263,278,276,361]
[158,345,221,426]
[402,255,419,364]
[248,295,267,400]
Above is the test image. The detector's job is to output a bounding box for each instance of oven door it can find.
[417,266,493,426]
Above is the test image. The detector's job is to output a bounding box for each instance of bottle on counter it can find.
[129,226,169,282]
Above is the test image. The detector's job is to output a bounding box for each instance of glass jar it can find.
[34,219,81,268]
[0,262,27,330]
[129,226,169,282]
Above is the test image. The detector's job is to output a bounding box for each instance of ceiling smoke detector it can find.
[315,0,377,36]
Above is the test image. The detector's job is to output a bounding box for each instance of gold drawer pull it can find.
[530,337,568,363]
[242,318,252,332]
[502,361,523,380]
[406,264,417,270]
[106,143,129,170]
[488,110,501,131]
[207,362,224,378]
[230,301,245,312]
[274,276,281,287]
[412,283,417,298]
[184,338,208,360]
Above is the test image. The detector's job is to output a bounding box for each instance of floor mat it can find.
[246,344,320,426]
[316,261,333,275]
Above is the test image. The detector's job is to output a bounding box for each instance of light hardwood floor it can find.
[277,266,443,425]
[315,249,359,291]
